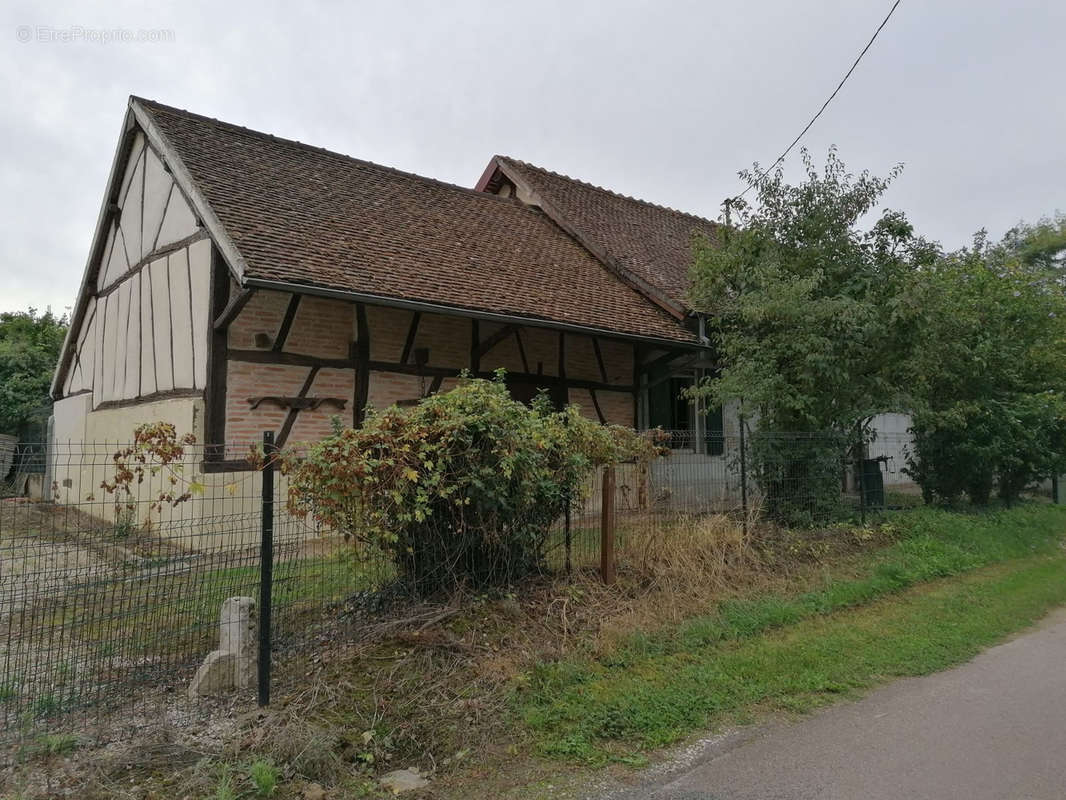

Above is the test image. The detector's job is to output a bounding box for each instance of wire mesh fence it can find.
[0,426,937,758]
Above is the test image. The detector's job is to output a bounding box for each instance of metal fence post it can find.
[258,430,275,707]
[600,465,616,584]
[564,498,572,575]
[739,415,748,535]
[856,423,866,525]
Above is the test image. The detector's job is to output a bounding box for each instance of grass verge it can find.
[518,505,1066,764]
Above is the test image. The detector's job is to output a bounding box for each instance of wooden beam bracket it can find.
[213,287,255,331]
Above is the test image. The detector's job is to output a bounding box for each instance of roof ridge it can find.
[497,155,719,228]
[130,96,534,211]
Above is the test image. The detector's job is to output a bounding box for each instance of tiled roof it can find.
[134,99,696,345]
[491,157,720,310]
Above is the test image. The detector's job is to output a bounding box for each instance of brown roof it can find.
[485,157,720,311]
[134,99,695,345]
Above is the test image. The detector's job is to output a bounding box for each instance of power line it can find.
[728,0,903,209]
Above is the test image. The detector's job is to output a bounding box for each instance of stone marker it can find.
[189,596,257,697]
[379,768,429,794]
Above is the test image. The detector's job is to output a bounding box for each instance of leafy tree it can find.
[688,149,935,522]
[689,148,936,433]
[999,212,1066,281]
[902,230,1066,504]
[0,308,68,438]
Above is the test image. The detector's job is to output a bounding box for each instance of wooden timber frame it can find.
[204,278,704,471]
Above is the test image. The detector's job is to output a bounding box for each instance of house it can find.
[50,98,733,474]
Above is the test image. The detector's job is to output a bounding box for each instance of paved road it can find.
[602,607,1066,800]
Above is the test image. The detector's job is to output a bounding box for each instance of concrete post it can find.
[189,596,257,697]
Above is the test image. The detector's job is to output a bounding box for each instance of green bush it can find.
[907,394,1066,506]
[282,374,656,596]
[750,431,849,526]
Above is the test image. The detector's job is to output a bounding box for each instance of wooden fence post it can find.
[601,465,616,584]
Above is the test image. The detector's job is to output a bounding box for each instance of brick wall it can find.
[286,297,353,358]
[225,292,356,445]
[228,290,290,349]
[222,297,639,445]
[568,388,634,426]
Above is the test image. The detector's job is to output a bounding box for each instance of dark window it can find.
[646,376,725,454]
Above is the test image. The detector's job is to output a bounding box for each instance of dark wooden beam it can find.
[427,375,444,396]
[354,303,370,426]
[272,294,301,352]
[592,336,608,383]
[228,349,352,369]
[639,348,688,376]
[470,319,480,373]
[213,287,255,331]
[365,359,632,393]
[399,311,422,365]
[206,247,231,447]
[632,343,641,429]
[94,388,203,412]
[95,230,210,299]
[472,323,518,363]
[275,366,319,448]
[589,389,606,424]
[515,329,530,373]
[558,332,568,404]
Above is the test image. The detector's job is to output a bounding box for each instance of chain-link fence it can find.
[0,427,930,758]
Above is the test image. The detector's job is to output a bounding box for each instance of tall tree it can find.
[998,213,1066,280]
[0,308,68,438]
[689,147,936,432]
[902,228,1066,504]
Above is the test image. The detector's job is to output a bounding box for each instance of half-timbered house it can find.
[51,97,733,460]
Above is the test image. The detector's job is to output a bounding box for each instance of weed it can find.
[39,733,78,755]
[31,693,59,718]
[112,505,138,539]
[210,769,238,800]
[247,759,279,796]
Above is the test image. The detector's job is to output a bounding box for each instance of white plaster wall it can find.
[155,185,199,248]
[141,147,172,253]
[869,412,915,487]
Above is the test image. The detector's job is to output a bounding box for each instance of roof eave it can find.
[243,276,702,350]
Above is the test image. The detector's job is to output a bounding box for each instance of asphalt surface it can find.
[601,606,1066,800]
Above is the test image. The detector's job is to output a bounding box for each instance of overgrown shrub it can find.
[281,374,662,596]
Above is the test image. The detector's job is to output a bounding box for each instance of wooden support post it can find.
[600,465,616,584]
[354,303,370,426]
[470,319,480,373]
[205,248,231,450]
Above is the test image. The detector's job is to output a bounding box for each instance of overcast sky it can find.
[1,0,1063,315]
